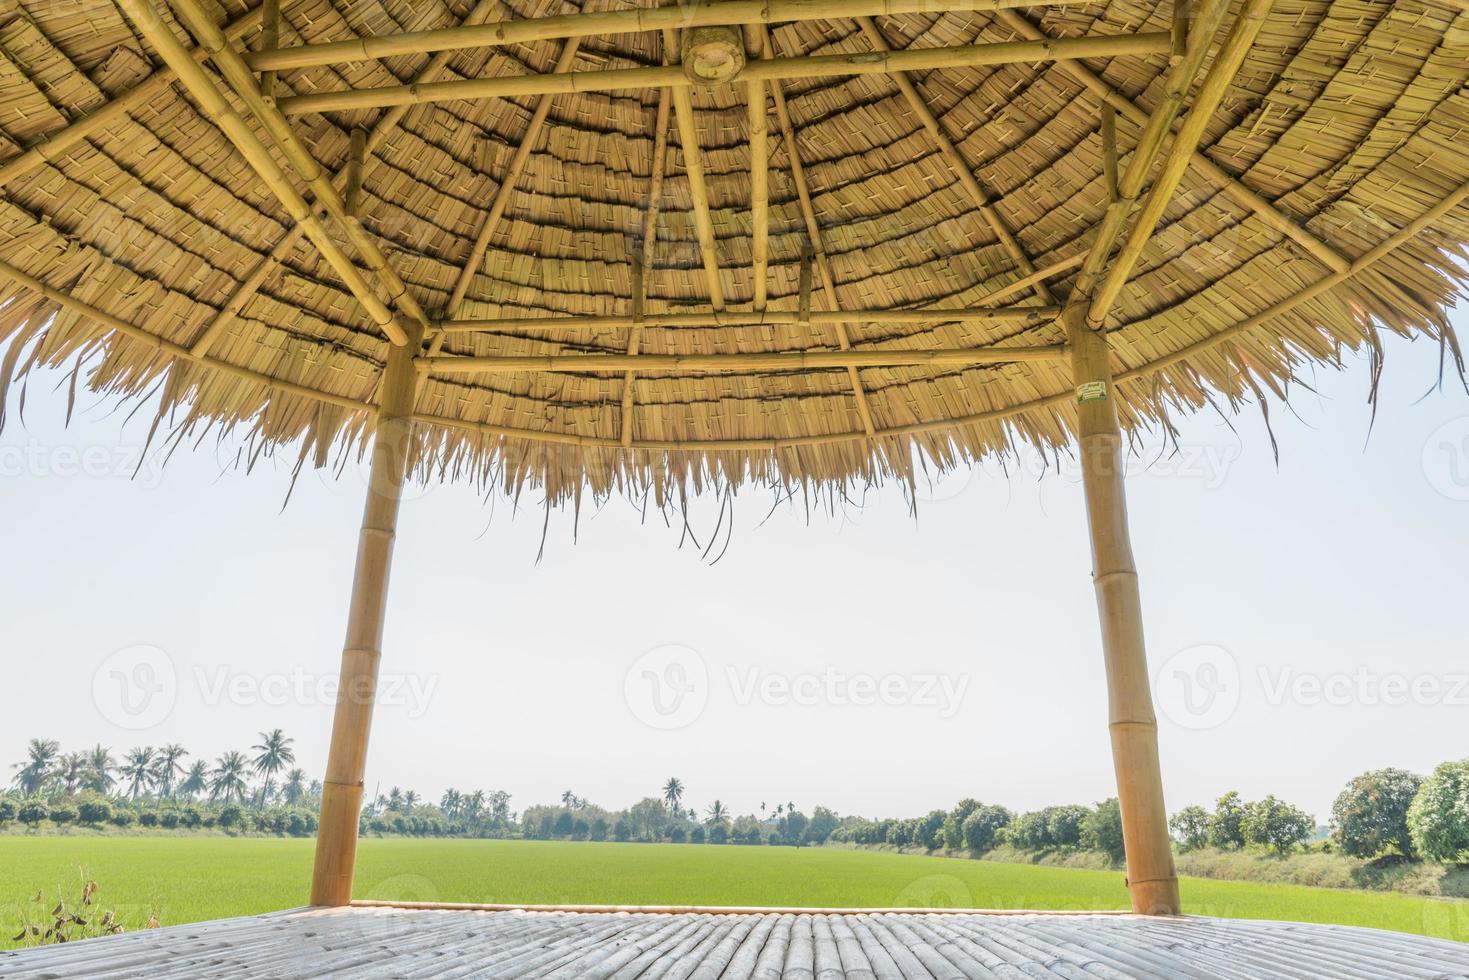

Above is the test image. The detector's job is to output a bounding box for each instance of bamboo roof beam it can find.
[441,37,583,323]
[115,0,411,346]
[191,0,505,358]
[666,29,726,310]
[1088,0,1274,326]
[994,8,1355,277]
[746,27,770,313]
[246,0,1091,72]
[1068,0,1233,305]
[763,25,876,437]
[162,0,434,346]
[0,5,264,190]
[277,32,1174,116]
[856,17,1053,305]
[420,344,1068,375]
[438,305,1058,334]
[620,78,673,449]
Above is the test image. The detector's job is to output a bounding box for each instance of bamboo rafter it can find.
[1088,0,1275,326]
[190,0,506,358]
[763,25,876,437]
[665,29,725,310]
[856,17,1054,305]
[438,305,1059,334]
[746,26,770,314]
[276,32,1174,116]
[161,0,434,345]
[245,0,1093,71]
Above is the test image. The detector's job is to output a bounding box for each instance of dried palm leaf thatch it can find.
[0,0,1463,509]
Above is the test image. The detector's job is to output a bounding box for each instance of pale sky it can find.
[3,308,1467,825]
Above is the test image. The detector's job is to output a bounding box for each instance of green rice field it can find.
[2,837,1466,949]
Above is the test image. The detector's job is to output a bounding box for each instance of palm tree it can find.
[662,777,684,812]
[152,744,188,798]
[55,753,88,795]
[209,751,249,804]
[250,730,295,807]
[705,800,729,826]
[387,787,404,812]
[121,747,156,799]
[281,769,307,806]
[179,760,208,799]
[84,745,116,794]
[11,738,59,795]
[560,790,577,809]
[402,790,420,811]
[464,790,485,821]
[441,789,462,818]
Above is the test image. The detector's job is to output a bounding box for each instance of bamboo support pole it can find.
[666,30,725,310]
[276,32,1173,116]
[1088,0,1274,326]
[0,5,264,190]
[310,322,424,907]
[619,79,672,448]
[438,304,1059,333]
[746,26,769,313]
[1069,0,1232,303]
[1101,106,1118,204]
[344,128,366,218]
[115,0,410,346]
[994,9,1354,277]
[856,17,1053,304]
[1171,0,1190,63]
[246,0,1090,72]
[764,26,876,437]
[1063,306,1179,917]
[190,0,504,358]
[420,343,1067,376]
[163,0,433,344]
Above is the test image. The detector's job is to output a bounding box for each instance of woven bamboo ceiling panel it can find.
[0,0,1464,501]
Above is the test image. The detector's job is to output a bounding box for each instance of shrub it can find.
[1208,791,1247,850]
[553,811,574,838]
[613,819,632,842]
[1169,806,1210,851]
[138,810,159,828]
[667,825,687,843]
[78,799,112,826]
[0,799,16,825]
[590,818,608,842]
[1241,796,1314,854]
[218,805,244,829]
[1045,805,1091,848]
[18,802,49,826]
[690,825,706,844]
[1008,811,1052,850]
[1081,799,1126,864]
[708,822,729,845]
[1331,768,1422,859]
[160,810,181,829]
[49,804,78,826]
[961,805,1012,853]
[180,807,202,828]
[1408,759,1469,863]
[943,800,981,851]
[110,809,135,828]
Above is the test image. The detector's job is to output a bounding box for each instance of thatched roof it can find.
[0,0,1464,504]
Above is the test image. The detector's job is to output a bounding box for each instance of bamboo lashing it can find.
[245,0,1092,72]
[276,33,1174,116]
[1088,0,1275,326]
[114,0,411,346]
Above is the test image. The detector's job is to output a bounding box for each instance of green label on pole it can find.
[1076,380,1108,404]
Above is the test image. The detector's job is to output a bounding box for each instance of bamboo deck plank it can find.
[4,906,1469,979]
